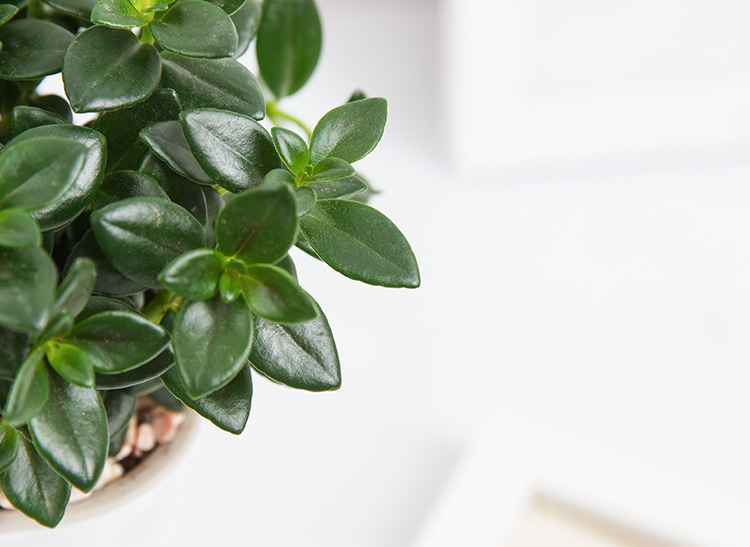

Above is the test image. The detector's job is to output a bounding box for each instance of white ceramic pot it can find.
[0,410,200,531]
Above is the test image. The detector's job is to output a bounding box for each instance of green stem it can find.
[139,25,155,45]
[267,102,312,139]
[142,290,183,324]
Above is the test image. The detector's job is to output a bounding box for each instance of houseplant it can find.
[0,0,419,528]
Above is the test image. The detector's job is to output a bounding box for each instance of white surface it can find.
[10,0,750,545]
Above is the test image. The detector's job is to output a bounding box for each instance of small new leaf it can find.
[45,343,95,388]
[158,249,227,300]
[271,127,308,175]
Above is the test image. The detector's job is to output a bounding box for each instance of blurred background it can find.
[21,0,750,544]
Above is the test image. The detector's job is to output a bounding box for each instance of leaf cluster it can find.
[0,0,419,527]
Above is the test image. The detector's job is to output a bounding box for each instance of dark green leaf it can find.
[215,185,297,264]
[204,185,223,248]
[2,349,49,427]
[0,137,87,212]
[125,376,162,396]
[348,89,366,102]
[140,120,213,185]
[205,0,244,14]
[180,109,280,192]
[256,0,321,98]
[161,363,251,434]
[91,0,150,29]
[160,52,264,118]
[45,343,95,388]
[96,347,174,389]
[0,19,73,80]
[90,197,205,288]
[26,95,73,122]
[11,106,67,136]
[271,127,308,174]
[100,389,135,439]
[151,1,238,58]
[35,311,74,345]
[140,153,209,225]
[261,168,294,188]
[240,264,316,323]
[0,209,40,248]
[294,186,316,217]
[0,426,19,473]
[62,25,161,113]
[29,373,108,492]
[52,257,96,318]
[158,249,226,300]
[307,157,354,183]
[250,300,339,391]
[76,295,135,322]
[299,200,420,288]
[173,295,253,398]
[147,386,183,411]
[309,98,387,164]
[0,435,71,528]
[0,246,57,333]
[307,174,367,200]
[41,0,99,19]
[92,171,168,210]
[93,89,182,172]
[65,311,170,373]
[0,4,17,25]
[218,263,243,303]
[0,327,27,380]
[231,0,261,57]
[275,253,297,278]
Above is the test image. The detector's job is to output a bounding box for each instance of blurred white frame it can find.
[441,0,750,172]
[412,414,750,547]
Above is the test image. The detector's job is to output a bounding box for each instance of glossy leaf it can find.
[307,174,367,200]
[294,186,316,217]
[140,120,214,185]
[299,200,420,288]
[151,1,238,58]
[93,89,182,172]
[180,109,280,192]
[231,0,261,57]
[0,326,27,380]
[91,0,150,29]
[65,311,170,373]
[62,25,161,113]
[215,185,297,264]
[41,0,98,19]
[218,263,243,303]
[0,4,17,25]
[161,363,252,434]
[205,0,244,14]
[52,257,96,319]
[96,347,174,390]
[90,197,205,288]
[0,19,73,80]
[0,209,40,248]
[0,137,87,213]
[158,249,226,300]
[101,390,135,439]
[271,127,308,175]
[0,435,71,528]
[11,106,67,136]
[309,98,387,165]
[29,373,108,492]
[249,301,339,391]
[26,95,72,122]
[240,264,317,324]
[76,296,134,322]
[173,295,253,398]
[0,426,19,474]
[45,343,95,388]
[2,349,49,427]
[261,168,295,188]
[160,52,264,119]
[256,0,321,98]
[307,157,354,183]
[35,312,74,345]
[91,171,168,210]
[140,153,208,225]
[0,247,57,333]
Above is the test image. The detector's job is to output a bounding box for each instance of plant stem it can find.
[142,290,183,324]
[267,102,312,139]
[139,25,155,45]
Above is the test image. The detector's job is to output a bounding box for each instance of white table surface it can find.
[6,0,750,545]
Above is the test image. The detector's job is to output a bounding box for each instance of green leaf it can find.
[140,153,208,225]
[93,89,182,172]
[249,301,339,391]
[148,386,183,411]
[161,363,251,434]
[45,343,95,388]
[8,124,107,231]
[240,264,317,324]
[215,185,297,264]
[256,0,321,98]
[0,435,71,528]
[271,127,308,174]
[0,326,27,380]
[140,120,213,185]
[204,185,224,248]
[76,295,134,322]
[151,1,238,58]
[158,249,226,300]
[35,311,74,345]
[275,253,297,278]
[0,4,18,25]
[100,390,135,439]
[0,19,73,80]
[218,263,243,303]
[0,426,19,474]
[91,170,168,210]
[307,174,367,200]
[231,0,261,57]
[261,168,295,188]
[307,157,354,183]
[205,0,244,14]
[0,137,87,212]
[173,295,253,398]
[2,349,49,427]
[160,52,264,119]
[65,311,170,373]
[91,0,151,29]
[11,106,67,136]
[90,197,205,288]
[180,109,280,192]
[62,25,161,113]
[0,209,40,248]
[52,257,96,319]
[299,200,420,288]
[294,186,316,217]
[309,98,387,164]
[96,347,174,390]
[26,95,73,123]
[0,246,57,333]
[41,0,99,19]
[29,373,108,493]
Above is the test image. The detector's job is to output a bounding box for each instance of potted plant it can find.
[0,0,419,528]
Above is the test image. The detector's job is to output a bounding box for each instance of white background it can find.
[8,0,750,545]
